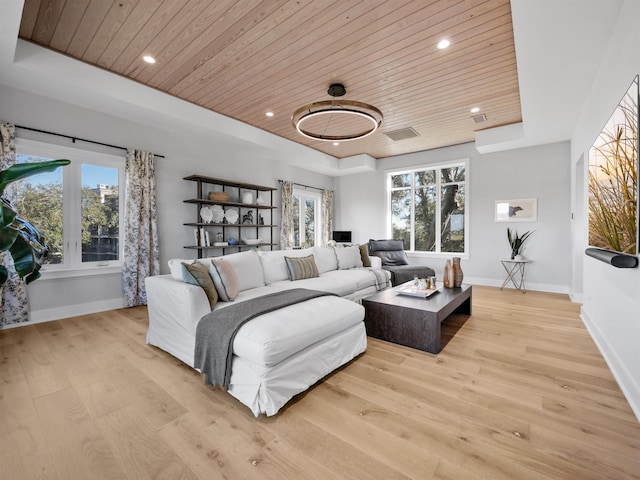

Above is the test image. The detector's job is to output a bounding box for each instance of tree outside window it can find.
[15,140,123,272]
[389,162,467,254]
[293,189,321,248]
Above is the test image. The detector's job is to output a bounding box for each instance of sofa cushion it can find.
[368,239,409,266]
[334,245,364,270]
[312,246,339,273]
[181,262,218,308]
[209,258,240,301]
[259,249,311,284]
[271,273,357,297]
[384,265,436,286]
[220,250,265,291]
[232,295,364,366]
[285,254,320,281]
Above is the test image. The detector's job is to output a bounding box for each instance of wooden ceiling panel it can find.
[18,0,521,160]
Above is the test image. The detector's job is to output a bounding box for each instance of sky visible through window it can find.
[17,155,117,187]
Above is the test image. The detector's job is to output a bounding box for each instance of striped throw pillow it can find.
[284,254,319,281]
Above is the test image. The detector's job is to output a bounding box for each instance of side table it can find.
[500,259,530,293]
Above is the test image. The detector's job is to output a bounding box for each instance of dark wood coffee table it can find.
[362,283,472,354]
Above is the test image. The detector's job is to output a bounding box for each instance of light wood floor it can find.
[1,286,639,479]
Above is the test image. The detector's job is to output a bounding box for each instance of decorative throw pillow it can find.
[285,254,320,281]
[334,245,364,270]
[359,244,372,267]
[181,262,218,309]
[169,258,192,280]
[209,258,240,301]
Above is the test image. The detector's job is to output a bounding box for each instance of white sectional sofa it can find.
[145,245,390,416]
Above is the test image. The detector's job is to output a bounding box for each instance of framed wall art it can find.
[495,198,537,222]
[588,75,638,255]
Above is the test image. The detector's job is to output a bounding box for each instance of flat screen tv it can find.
[332,231,352,243]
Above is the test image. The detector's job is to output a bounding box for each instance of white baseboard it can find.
[464,276,570,295]
[2,298,127,329]
[569,291,584,304]
[581,307,640,423]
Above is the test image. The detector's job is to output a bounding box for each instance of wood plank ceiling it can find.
[18,0,521,160]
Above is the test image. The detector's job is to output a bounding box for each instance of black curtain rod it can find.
[15,125,165,159]
[277,179,329,192]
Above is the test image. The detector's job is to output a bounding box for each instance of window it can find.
[15,139,124,274]
[388,161,467,255]
[292,189,322,248]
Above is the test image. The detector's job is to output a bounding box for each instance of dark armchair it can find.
[368,239,435,286]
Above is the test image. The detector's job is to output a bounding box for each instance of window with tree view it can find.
[292,189,321,248]
[389,162,467,254]
[15,140,123,271]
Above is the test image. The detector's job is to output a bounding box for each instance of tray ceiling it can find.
[18,0,522,159]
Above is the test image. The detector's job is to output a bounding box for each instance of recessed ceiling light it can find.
[266,111,274,117]
[470,107,480,113]
[437,39,450,49]
[142,55,156,64]
[333,142,340,146]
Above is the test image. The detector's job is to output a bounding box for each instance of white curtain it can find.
[321,189,333,246]
[280,181,294,249]
[0,122,29,325]
[123,149,160,307]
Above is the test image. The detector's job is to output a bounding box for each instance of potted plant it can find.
[507,228,534,260]
[0,159,70,286]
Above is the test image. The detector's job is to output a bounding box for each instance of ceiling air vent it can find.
[471,113,487,124]
[384,127,420,142]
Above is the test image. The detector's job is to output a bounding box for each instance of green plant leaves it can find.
[507,228,534,255]
[0,197,17,227]
[0,159,70,196]
[0,159,70,287]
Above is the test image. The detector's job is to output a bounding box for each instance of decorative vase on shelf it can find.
[443,260,454,288]
[256,193,265,205]
[242,192,253,204]
[452,257,463,287]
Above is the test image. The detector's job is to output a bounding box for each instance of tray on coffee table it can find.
[395,284,439,298]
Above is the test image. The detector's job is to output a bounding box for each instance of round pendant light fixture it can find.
[292,83,383,141]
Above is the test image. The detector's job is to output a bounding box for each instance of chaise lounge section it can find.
[145,245,391,416]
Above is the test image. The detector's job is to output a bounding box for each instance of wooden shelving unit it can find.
[183,175,277,258]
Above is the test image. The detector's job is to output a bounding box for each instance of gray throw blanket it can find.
[194,288,336,389]
[366,267,392,291]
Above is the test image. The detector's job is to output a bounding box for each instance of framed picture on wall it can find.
[495,198,537,222]
[588,75,638,256]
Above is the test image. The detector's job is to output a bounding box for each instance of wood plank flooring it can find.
[1,286,639,479]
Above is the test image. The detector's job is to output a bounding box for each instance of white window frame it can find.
[386,158,469,258]
[293,188,322,248]
[15,138,125,279]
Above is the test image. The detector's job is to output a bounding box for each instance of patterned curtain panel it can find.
[321,189,333,247]
[0,122,30,325]
[280,180,294,249]
[123,149,160,307]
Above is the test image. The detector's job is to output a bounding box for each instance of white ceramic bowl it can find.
[241,237,262,245]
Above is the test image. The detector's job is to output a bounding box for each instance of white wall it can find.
[335,141,572,293]
[0,84,335,323]
[570,0,640,420]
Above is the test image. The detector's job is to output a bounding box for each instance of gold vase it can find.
[443,259,454,288]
